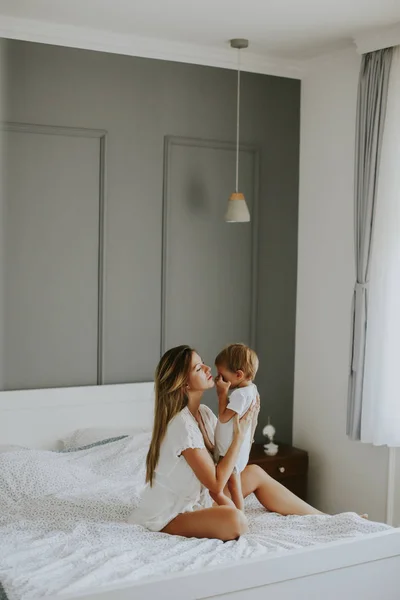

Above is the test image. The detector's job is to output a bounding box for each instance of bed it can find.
[0,382,399,600]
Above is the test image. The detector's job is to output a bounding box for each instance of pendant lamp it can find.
[225,38,251,223]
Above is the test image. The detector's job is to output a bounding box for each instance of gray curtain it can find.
[347,48,393,441]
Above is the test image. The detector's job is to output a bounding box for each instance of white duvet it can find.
[0,435,391,600]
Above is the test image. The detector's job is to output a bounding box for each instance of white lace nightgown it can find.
[128,405,217,531]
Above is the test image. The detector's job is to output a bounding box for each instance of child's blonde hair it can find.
[215,343,259,380]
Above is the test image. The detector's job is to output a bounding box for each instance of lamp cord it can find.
[235,48,241,194]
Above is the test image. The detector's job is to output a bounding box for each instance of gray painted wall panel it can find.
[163,138,257,412]
[4,129,100,389]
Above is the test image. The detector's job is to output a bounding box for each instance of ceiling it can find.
[1,0,400,75]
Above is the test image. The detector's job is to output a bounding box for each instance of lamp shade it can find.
[224,192,250,223]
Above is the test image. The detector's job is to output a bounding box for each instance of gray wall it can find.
[0,39,7,390]
[2,39,300,443]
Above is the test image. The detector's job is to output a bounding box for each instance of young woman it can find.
[128,345,322,541]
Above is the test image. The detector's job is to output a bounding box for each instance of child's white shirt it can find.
[214,383,258,473]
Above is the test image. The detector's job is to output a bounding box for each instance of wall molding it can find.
[354,22,400,55]
[3,14,400,76]
[0,15,303,80]
[386,447,397,525]
[1,121,108,385]
[161,135,259,356]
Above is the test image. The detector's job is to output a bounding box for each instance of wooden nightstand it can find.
[249,443,308,501]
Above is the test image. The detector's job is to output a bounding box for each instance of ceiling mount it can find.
[230,38,249,50]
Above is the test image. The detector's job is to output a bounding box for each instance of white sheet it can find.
[0,435,391,599]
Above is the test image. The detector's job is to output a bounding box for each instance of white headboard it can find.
[0,382,154,449]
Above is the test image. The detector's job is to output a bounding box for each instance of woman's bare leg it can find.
[161,506,248,540]
[241,465,322,516]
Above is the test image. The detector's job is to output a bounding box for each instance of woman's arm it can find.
[182,430,242,494]
[182,411,252,494]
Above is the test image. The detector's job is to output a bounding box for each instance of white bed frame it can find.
[1,382,399,600]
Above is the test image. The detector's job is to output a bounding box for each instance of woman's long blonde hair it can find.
[146,345,194,486]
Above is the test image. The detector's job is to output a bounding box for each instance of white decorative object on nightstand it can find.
[262,417,279,456]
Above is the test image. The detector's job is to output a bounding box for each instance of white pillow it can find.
[61,426,150,450]
[0,444,27,453]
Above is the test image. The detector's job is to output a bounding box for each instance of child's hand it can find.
[214,374,231,396]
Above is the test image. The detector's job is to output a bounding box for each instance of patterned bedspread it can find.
[0,435,391,599]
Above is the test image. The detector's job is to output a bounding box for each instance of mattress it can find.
[0,434,390,599]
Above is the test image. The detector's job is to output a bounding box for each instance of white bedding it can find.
[0,435,391,600]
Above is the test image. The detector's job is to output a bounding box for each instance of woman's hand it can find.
[233,398,258,441]
[240,395,260,422]
[249,394,260,443]
[251,395,260,420]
